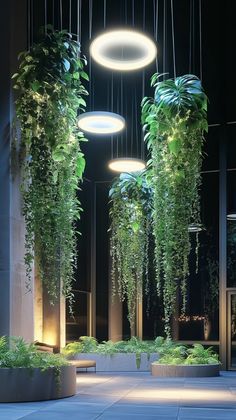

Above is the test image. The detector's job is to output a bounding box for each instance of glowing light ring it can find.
[188,224,203,233]
[108,158,146,173]
[78,112,125,134]
[227,213,236,221]
[90,30,157,71]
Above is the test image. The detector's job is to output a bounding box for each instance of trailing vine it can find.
[109,172,153,330]
[12,29,89,303]
[142,74,208,336]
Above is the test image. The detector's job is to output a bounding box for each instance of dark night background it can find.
[3,0,236,343]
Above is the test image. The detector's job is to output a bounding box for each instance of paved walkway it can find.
[1,371,236,419]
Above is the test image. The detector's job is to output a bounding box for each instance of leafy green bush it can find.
[62,336,97,356]
[154,338,219,365]
[97,337,158,368]
[185,343,219,365]
[0,336,68,370]
[62,336,158,368]
[97,336,156,355]
[62,336,220,367]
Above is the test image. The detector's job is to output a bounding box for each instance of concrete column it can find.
[109,294,123,341]
[42,289,65,352]
[0,0,34,340]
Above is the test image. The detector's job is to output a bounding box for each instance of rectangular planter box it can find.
[73,353,158,372]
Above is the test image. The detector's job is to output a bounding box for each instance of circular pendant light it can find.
[188,223,204,233]
[108,158,146,173]
[90,29,157,71]
[227,213,236,221]
[78,111,125,135]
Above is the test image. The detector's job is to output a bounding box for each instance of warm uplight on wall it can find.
[90,29,157,71]
[108,158,146,173]
[78,112,125,134]
[43,329,57,347]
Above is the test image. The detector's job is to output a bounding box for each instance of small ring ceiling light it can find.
[188,224,204,233]
[78,112,125,135]
[227,213,236,221]
[90,29,157,71]
[108,158,146,173]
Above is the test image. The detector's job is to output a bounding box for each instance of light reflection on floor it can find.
[75,372,236,406]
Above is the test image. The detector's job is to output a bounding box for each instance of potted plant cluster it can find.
[62,336,158,372]
[0,336,76,402]
[151,337,220,377]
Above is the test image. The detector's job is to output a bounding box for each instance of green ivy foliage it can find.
[154,337,219,365]
[109,172,153,329]
[0,336,68,369]
[12,29,88,303]
[142,74,208,336]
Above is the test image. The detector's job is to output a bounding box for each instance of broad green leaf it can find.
[78,97,86,107]
[63,59,70,71]
[52,150,65,161]
[76,153,86,178]
[80,71,89,81]
[73,72,80,79]
[168,138,182,155]
[131,221,140,233]
[31,80,41,92]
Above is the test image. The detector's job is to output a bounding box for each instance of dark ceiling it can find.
[32,0,236,180]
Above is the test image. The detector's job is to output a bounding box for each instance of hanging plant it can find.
[142,74,208,336]
[109,172,153,330]
[12,29,89,303]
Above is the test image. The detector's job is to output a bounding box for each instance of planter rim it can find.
[78,352,157,355]
[151,362,220,367]
[0,365,69,370]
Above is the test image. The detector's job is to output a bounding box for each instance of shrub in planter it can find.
[151,337,220,377]
[62,335,98,357]
[62,336,158,371]
[0,336,76,402]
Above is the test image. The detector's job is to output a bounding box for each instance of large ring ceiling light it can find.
[78,112,125,134]
[108,158,146,173]
[90,30,157,71]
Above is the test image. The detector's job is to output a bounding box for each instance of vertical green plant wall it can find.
[142,74,208,336]
[13,29,89,303]
[109,172,153,330]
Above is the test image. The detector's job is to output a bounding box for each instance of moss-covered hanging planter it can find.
[142,74,208,336]
[12,29,89,302]
[109,172,153,330]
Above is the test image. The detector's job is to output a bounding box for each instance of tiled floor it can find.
[1,372,236,419]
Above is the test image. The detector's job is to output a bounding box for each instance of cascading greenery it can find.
[12,29,89,303]
[109,172,153,330]
[142,74,208,336]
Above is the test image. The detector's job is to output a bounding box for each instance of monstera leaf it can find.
[154,74,207,117]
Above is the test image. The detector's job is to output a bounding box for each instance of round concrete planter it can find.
[0,365,76,402]
[151,363,220,377]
